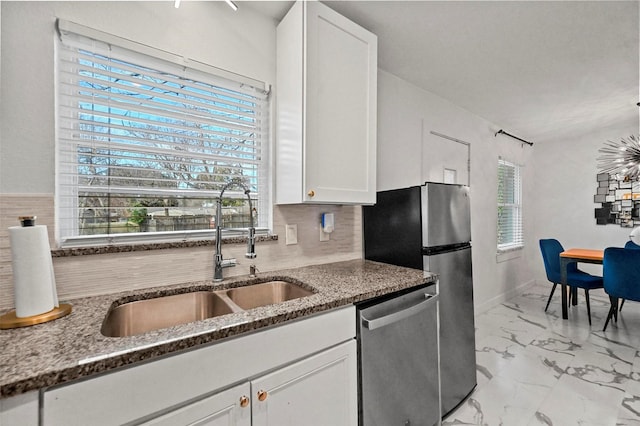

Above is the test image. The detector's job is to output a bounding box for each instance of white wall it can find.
[377,70,536,312]
[1,1,276,193]
[529,121,639,280]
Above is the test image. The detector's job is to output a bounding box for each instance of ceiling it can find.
[243,0,639,144]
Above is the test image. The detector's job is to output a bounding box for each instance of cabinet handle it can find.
[239,395,250,408]
[307,190,315,197]
[257,390,268,402]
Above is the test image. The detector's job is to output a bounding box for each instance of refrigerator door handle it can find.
[361,293,438,331]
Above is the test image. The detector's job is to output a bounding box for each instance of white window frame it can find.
[497,158,523,253]
[54,20,271,248]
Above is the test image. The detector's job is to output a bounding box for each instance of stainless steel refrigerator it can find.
[363,182,477,418]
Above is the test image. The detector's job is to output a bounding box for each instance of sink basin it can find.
[101,291,237,338]
[101,280,315,338]
[224,281,314,310]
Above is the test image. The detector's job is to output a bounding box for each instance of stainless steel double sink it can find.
[101,280,315,338]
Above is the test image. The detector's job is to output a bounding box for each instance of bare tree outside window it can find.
[57,36,268,246]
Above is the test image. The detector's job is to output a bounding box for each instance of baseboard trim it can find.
[474,279,536,315]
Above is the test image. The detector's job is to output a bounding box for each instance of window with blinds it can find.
[497,158,523,251]
[56,24,269,247]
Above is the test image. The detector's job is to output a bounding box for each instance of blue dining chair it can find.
[539,239,604,325]
[602,247,640,331]
[616,241,640,311]
[625,240,640,250]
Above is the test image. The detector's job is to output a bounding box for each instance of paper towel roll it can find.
[9,225,59,318]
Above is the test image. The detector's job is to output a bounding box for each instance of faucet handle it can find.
[221,258,237,268]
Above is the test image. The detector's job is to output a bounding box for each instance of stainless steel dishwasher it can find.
[357,284,440,426]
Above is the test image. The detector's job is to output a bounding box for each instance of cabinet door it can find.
[0,391,38,426]
[142,382,251,426]
[251,340,357,426]
[304,2,377,204]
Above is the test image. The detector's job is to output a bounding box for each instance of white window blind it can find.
[497,158,523,251]
[56,23,269,247]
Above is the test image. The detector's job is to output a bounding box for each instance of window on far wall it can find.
[497,158,523,252]
[55,23,270,247]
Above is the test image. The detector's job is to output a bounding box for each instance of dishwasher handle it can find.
[361,293,438,331]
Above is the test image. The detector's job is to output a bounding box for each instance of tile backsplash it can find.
[0,194,362,310]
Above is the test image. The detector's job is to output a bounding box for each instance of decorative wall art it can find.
[595,135,640,227]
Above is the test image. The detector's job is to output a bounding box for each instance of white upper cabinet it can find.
[276,1,378,205]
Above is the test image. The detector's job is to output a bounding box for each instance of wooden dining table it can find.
[559,248,604,319]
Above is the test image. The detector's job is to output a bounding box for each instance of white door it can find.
[422,129,470,186]
[142,382,251,426]
[251,340,357,426]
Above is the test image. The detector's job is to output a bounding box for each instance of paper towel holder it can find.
[0,303,72,329]
[1,215,72,329]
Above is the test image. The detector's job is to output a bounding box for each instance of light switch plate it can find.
[319,227,330,242]
[285,224,298,245]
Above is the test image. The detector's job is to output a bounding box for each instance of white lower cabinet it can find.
[143,341,356,426]
[142,382,252,426]
[41,306,356,426]
[252,340,357,426]
[0,391,38,426]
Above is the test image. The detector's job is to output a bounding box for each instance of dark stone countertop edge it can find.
[0,260,437,398]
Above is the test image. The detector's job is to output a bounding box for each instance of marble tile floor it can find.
[443,283,640,426]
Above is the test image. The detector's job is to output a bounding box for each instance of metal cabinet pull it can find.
[239,395,250,408]
[257,390,268,402]
[361,294,438,330]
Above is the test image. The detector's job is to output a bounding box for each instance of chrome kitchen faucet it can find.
[214,180,257,281]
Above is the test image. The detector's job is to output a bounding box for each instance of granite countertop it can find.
[0,259,436,399]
